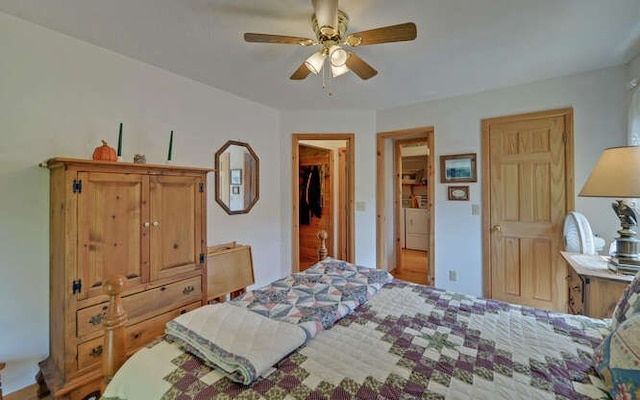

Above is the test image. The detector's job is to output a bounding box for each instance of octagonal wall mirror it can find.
[215,140,259,215]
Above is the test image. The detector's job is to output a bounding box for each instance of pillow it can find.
[594,313,640,399]
[611,270,640,330]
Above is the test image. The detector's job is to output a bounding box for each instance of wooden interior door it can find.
[77,172,146,300]
[483,109,573,311]
[149,175,204,281]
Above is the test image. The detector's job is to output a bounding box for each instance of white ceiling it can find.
[2,0,640,110]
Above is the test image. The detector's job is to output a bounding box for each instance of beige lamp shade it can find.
[329,45,348,67]
[579,146,640,198]
[331,64,350,77]
[305,51,326,75]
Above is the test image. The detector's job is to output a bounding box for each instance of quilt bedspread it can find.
[102,280,612,400]
[230,258,394,339]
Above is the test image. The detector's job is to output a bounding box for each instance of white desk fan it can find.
[563,211,605,255]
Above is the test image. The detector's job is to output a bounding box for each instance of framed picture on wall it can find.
[230,169,242,185]
[440,153,477,183]
[448,185,469,201]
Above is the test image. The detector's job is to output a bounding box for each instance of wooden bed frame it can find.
[99,230,330,392]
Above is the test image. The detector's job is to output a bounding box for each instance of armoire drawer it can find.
[77,301,201,371]
[77,276,202,338]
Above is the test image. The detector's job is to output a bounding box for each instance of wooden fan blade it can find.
[244,33,314,46]
[290,62,312,80]
[345,52,378,80]
[345,22,417,46]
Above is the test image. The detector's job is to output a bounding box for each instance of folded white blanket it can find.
[165,303,307,385]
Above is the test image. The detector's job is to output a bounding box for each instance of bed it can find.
[99,235,640,400]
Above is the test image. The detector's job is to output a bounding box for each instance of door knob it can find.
[152,221,159,227]
[143,222,150,228]
[491,224,502,232]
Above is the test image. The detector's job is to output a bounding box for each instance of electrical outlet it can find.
[448,270,457,282]
[356,201,366,211]
[472,204,480,215]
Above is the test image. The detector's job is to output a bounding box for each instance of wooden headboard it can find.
[101,230,330,389]
[317,230,328,260]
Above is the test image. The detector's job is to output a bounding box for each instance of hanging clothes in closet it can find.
[299,165,323,225]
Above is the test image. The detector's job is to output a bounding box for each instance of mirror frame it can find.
[214,140,260,215]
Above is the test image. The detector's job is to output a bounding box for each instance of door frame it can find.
[376,127,435,274]
[481,107,574,299]
[338,148,348,260]
[292,133,355,272]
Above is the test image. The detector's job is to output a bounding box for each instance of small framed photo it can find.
[231,186,240,195]
[448,185,469,201]
[440,153,477,183]
[230,169,242,185]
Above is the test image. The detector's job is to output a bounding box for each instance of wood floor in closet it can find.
[392,249,429,285]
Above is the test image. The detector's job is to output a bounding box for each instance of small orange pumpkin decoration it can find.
[92,140,118,161]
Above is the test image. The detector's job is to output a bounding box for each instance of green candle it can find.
[117,123,123,157]
[168,130,173,161]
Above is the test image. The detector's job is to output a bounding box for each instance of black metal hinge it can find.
[199,253,205,264]
[199,183,204,193]
[72,180,82,193]
[72,279,82,294]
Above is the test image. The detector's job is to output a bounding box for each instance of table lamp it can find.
[579,146,640,273]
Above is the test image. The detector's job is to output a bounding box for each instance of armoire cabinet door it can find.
[77,172,147,300]
[149,175,204,281]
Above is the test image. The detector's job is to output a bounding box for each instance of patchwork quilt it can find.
[102,279,612,400]
[165,303,307,384]
[231,258,394,339]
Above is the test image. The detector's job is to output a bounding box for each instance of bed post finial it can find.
[101,275,127,392]
[318,230,328,260]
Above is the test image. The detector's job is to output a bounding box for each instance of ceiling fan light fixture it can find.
[331,63,350,78]
[243,1,416,85]
[305,51,326,74]
[312,0,338,35]
[329,45,349,67]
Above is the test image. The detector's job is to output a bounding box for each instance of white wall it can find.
[0,12,282,394]
[377,66,629,296]
[628,54,640,82]
[279,110,377,270]
[627,54,640,145]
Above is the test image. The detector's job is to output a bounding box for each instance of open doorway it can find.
[396,138,430,284]
[292,134,355,272]
[376,127,434,284]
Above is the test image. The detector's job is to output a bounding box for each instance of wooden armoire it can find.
[39,158,211,400]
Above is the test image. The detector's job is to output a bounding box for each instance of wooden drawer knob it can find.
[182,285,195,295]
[89,345,103,358]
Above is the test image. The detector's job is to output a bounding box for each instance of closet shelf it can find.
[402,179,427,185]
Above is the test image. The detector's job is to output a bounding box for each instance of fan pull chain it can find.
[321,60,333,96]
[322,62,327,90]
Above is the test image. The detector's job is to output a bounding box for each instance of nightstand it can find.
[0,362,4,400]
[561,251,633,318]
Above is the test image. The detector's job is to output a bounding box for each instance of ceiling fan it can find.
[243,0,417,81]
